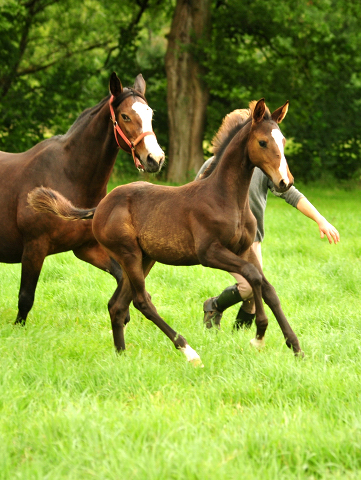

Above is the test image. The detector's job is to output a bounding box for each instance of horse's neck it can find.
[212,134,254,210]
[62,99,118,195]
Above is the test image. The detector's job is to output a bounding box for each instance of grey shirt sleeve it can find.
[268,178,304,208]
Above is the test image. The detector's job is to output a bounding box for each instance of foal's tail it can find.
[28,187,96,221]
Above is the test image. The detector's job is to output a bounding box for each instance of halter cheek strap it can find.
[109,94,156,171]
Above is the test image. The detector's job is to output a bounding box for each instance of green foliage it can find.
[203,0,361,180]
[0,0,360,180]
[0,0,172,178]
[1,185,361,478]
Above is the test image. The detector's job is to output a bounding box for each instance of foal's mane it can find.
[200,101,271,179]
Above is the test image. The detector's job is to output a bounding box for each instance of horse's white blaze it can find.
[180,344,203,366]
[132,101,164,159]
[250,337,266,350]
[271,128,289,185]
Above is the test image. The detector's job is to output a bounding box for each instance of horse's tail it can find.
[28,187,96,221]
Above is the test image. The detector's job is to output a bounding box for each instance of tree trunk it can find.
[165,0,211,183]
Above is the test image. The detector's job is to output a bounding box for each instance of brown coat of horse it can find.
[0,72,164,325]
[28,99,303,365]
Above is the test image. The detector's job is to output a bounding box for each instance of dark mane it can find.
[64,95,111,136]
[200,102,272,179]
[64,87,146,138]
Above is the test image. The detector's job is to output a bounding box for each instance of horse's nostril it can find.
[146,154,162,173]
[147,153,156,165]
[279,179,287,190]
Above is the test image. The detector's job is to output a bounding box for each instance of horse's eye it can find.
[121,114,130,122]
[259,140,267,148]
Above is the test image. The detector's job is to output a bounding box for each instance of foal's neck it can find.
[212,128,254,210]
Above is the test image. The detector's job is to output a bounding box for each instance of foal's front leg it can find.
[261,277,303,356]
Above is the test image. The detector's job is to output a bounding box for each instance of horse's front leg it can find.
[15,241,47,325]
[261,277,303,356]
[198,243,268,349]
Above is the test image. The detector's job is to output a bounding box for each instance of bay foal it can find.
[29,99,303,364]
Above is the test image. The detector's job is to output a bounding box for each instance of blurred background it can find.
[1,0,360,184]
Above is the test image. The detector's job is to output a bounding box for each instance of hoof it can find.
[180,344,203,366]
[250,337,265,350]
[294,350,305,359]
[189,357,204,368]
[14,318,26,326]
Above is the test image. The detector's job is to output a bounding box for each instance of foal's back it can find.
[93,181,202,266]
[92,179,253,267]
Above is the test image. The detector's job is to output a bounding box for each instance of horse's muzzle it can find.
[145,153,165,173]
[276,178,293,193]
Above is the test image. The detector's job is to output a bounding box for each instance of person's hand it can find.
[318,219,340,244]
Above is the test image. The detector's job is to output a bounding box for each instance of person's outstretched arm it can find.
[296,197,340,244]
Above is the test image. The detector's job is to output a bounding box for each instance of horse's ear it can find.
[133,74,146,95]
[109,72,123,97]
[252,98,266,124]
[271,101,289,124]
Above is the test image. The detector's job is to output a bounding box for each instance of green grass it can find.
[1,184,361,479]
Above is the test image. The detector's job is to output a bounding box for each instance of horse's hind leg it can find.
[106,257,156,351]
[15,242,47,325]
[112,250,202,365]
[107,275,133,352]
[261,277,303,356]
[73,242,124,285]
[74,242,131,334]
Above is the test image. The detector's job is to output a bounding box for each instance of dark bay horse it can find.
[28,98,303,365]
[0,71,164,325]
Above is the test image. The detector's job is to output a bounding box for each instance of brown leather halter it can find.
[109,91,156,171]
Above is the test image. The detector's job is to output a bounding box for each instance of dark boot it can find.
[203,284,242,329]
[233,307,255,330]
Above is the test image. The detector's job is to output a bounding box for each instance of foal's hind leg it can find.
[106,257,155,351]
[261,276,303,356]
[15,241,47,325]
[108,275,133,351]
[110,249,202,365]
[74,242,131,332]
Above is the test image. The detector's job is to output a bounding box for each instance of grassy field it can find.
[0,183,361,479]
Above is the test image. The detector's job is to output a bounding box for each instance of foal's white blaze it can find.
[271,128,289,185]
[180,344,203,367]
[132,101,164,159]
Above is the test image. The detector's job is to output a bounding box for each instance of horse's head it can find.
[109,72,165,173]
[247,99,293,193]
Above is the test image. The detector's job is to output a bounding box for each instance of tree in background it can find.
[165,0,211,182]
[203,0,361,182]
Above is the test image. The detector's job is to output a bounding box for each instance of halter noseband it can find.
[109,89,156,171]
